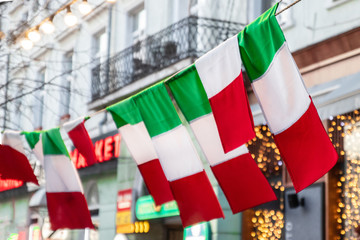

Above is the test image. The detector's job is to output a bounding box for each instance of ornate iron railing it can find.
[91,16,244,101]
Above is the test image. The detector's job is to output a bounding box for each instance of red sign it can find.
[117,189,132,211]
[69,133,121,169]
[116,189,133,234]
[0,179,23,192]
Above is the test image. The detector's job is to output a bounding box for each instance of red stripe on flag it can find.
[209,72,255,153]
[138,159,174,205]
[46,192,94,230]
[211,153,276,214]
[67,122,97,166]
[169,170,224,227]
[0,145,39,185]
[274,100,338,192]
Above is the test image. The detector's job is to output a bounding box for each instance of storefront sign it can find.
[0,179,23,192]
[183,223,210,240]
[69,132,121,169]
[116,189,133,234]
[136,195,179,220]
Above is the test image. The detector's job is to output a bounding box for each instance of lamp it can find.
[27,28,41,42]
[79,0,92,15]
[40,16,55,34]
[64,6,78,27]
[20,37,33,50]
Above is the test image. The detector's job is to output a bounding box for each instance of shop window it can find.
[329,110,360,239]
[243,125,285,239]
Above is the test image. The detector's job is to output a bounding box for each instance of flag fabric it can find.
[194,35,255,153]
[23,131,44,166]
[107,98,174,206]
[167,65,276,213]
[0,131,39,185]
[42,128,93,230]
[62,117,97,167]
[134,82,224,227]
[238,3,338,192]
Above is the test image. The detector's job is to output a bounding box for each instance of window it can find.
[33,69,45,130]
[130,6,146,42]
[272,0,294,29]
[60,51,73,120]
[93,30,107,63]
[189,0,198,16]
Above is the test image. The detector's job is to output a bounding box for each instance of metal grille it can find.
[91,16,244,101]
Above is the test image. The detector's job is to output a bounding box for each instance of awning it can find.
[251,71,360,126]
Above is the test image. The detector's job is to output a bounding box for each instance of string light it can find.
[106,0,117,3]
[78,0,92,15]
[329,109,360,239]
[64,6,78,27]
[40,18,55,34]
[20,37,33,50]
[27,28,41,42]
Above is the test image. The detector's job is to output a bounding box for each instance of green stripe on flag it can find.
[107,97,143,128]
[167,64,212,122]
[238,3,285,81]
[42,128,69,157]
[23,131,40,149]
[134,82,181,137]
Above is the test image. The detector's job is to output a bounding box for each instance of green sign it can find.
[184,222,210,240]
[7,233,18,240]
[136,195,179,220]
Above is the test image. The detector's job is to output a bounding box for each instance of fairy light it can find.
[64,6,78,27]
[329,109,360,239]
[40,18,55,34]
[27,28,41,42]
[20,37,33,50]
[78,0,92,15]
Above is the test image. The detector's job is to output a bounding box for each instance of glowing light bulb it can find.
[64,7,78,27]
[28,29,41,42]
[20,38,33,50]
[79,0,92,15]
[40,19,55,34]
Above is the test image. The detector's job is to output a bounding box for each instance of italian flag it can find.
[0,131,38,185]
[239,4,338,192]
[167,64,276,214]
[194,35,255,153]
[62,117,97,167]
[42,128,93,230]
[23,131,43,165]
[134,83,224,227]
[107,98,174,206]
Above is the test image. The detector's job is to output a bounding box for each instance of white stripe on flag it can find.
[2,131,25,154]
[252,43,310,134]
[190,113,248,166]
[152,125,203,181]
[195,35,241,98]
[44,155,83,193]
[62,117,84,132]
[119,122,158,165]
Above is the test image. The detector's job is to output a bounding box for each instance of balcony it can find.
[91,16,244,102]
